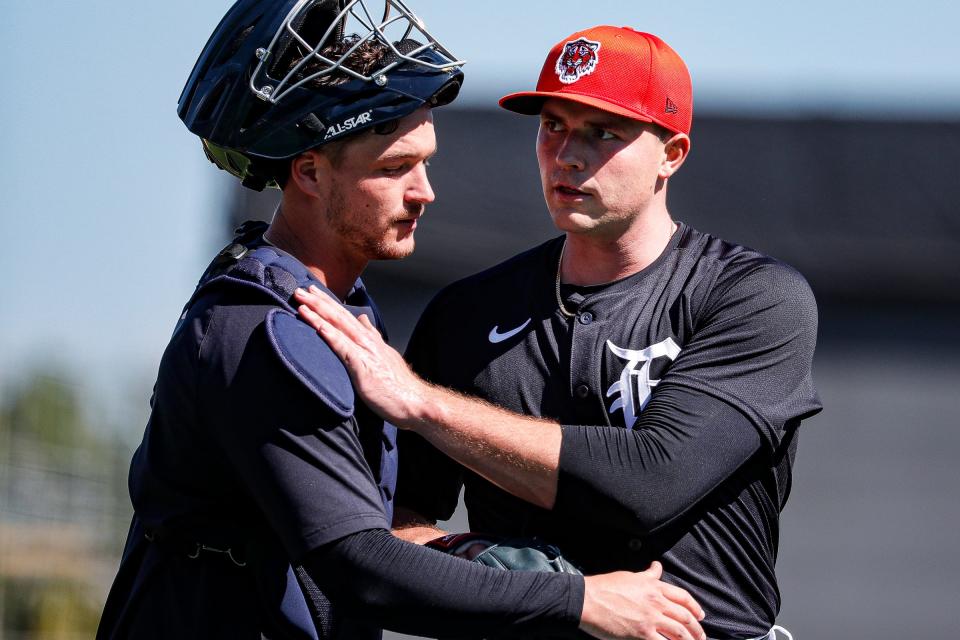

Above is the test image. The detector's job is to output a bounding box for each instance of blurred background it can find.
[1,1,958,638]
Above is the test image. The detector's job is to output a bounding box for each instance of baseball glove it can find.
[427,532,582,575]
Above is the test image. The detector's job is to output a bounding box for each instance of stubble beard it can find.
[324,182,416,262]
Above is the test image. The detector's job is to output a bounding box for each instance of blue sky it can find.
[1,0,958,422]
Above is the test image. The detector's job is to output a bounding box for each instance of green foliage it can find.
[1,577,102,638]
[0,369,93,450]
[1,365,131,636]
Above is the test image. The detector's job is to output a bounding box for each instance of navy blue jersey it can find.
[99,227,397,639]
[397,223,822,639]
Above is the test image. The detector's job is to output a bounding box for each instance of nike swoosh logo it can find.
[488,319,532,344]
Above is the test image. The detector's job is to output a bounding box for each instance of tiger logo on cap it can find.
[555,38,601,84]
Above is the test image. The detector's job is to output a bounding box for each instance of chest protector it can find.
[189,220,399,519]
[102,222,397,640]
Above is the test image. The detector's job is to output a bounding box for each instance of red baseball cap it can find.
[499,26,693,135]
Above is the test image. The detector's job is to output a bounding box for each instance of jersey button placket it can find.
[569,307,600,417]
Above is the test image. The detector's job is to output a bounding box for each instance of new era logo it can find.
[665,98,678,114]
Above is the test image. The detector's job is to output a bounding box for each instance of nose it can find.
[406,163,435,205]
[554,133,586,172]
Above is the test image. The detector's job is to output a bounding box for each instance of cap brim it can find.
[499,90,657,126]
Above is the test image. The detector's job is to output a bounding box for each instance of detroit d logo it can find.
[606,337,681,429]
[555,38,601,84]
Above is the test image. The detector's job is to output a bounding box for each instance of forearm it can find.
[408,384,561,510]
[306,528,583,638]
[398,382,759,536]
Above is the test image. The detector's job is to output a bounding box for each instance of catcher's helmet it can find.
[178,0,464,190]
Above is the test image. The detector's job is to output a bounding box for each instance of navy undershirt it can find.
[306,528,584,638]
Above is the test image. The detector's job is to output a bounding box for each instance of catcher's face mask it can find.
[249,0,463,104]
[179,0,464,190]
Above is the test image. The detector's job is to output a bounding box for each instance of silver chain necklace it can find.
[556,223,679,318]
[555,240,577,318]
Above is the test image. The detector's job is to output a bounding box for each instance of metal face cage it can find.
[249,0,464,104]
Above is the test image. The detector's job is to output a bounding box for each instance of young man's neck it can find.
[264,207,366,300]
[560,209,677,287]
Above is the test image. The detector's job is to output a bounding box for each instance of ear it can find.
[659,133,691,179]
[289,150,331,198]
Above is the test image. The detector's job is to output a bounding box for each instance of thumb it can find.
[643,561,663,579]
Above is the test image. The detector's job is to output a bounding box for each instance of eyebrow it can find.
[540,108,626,131]
[378,147,437,163]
